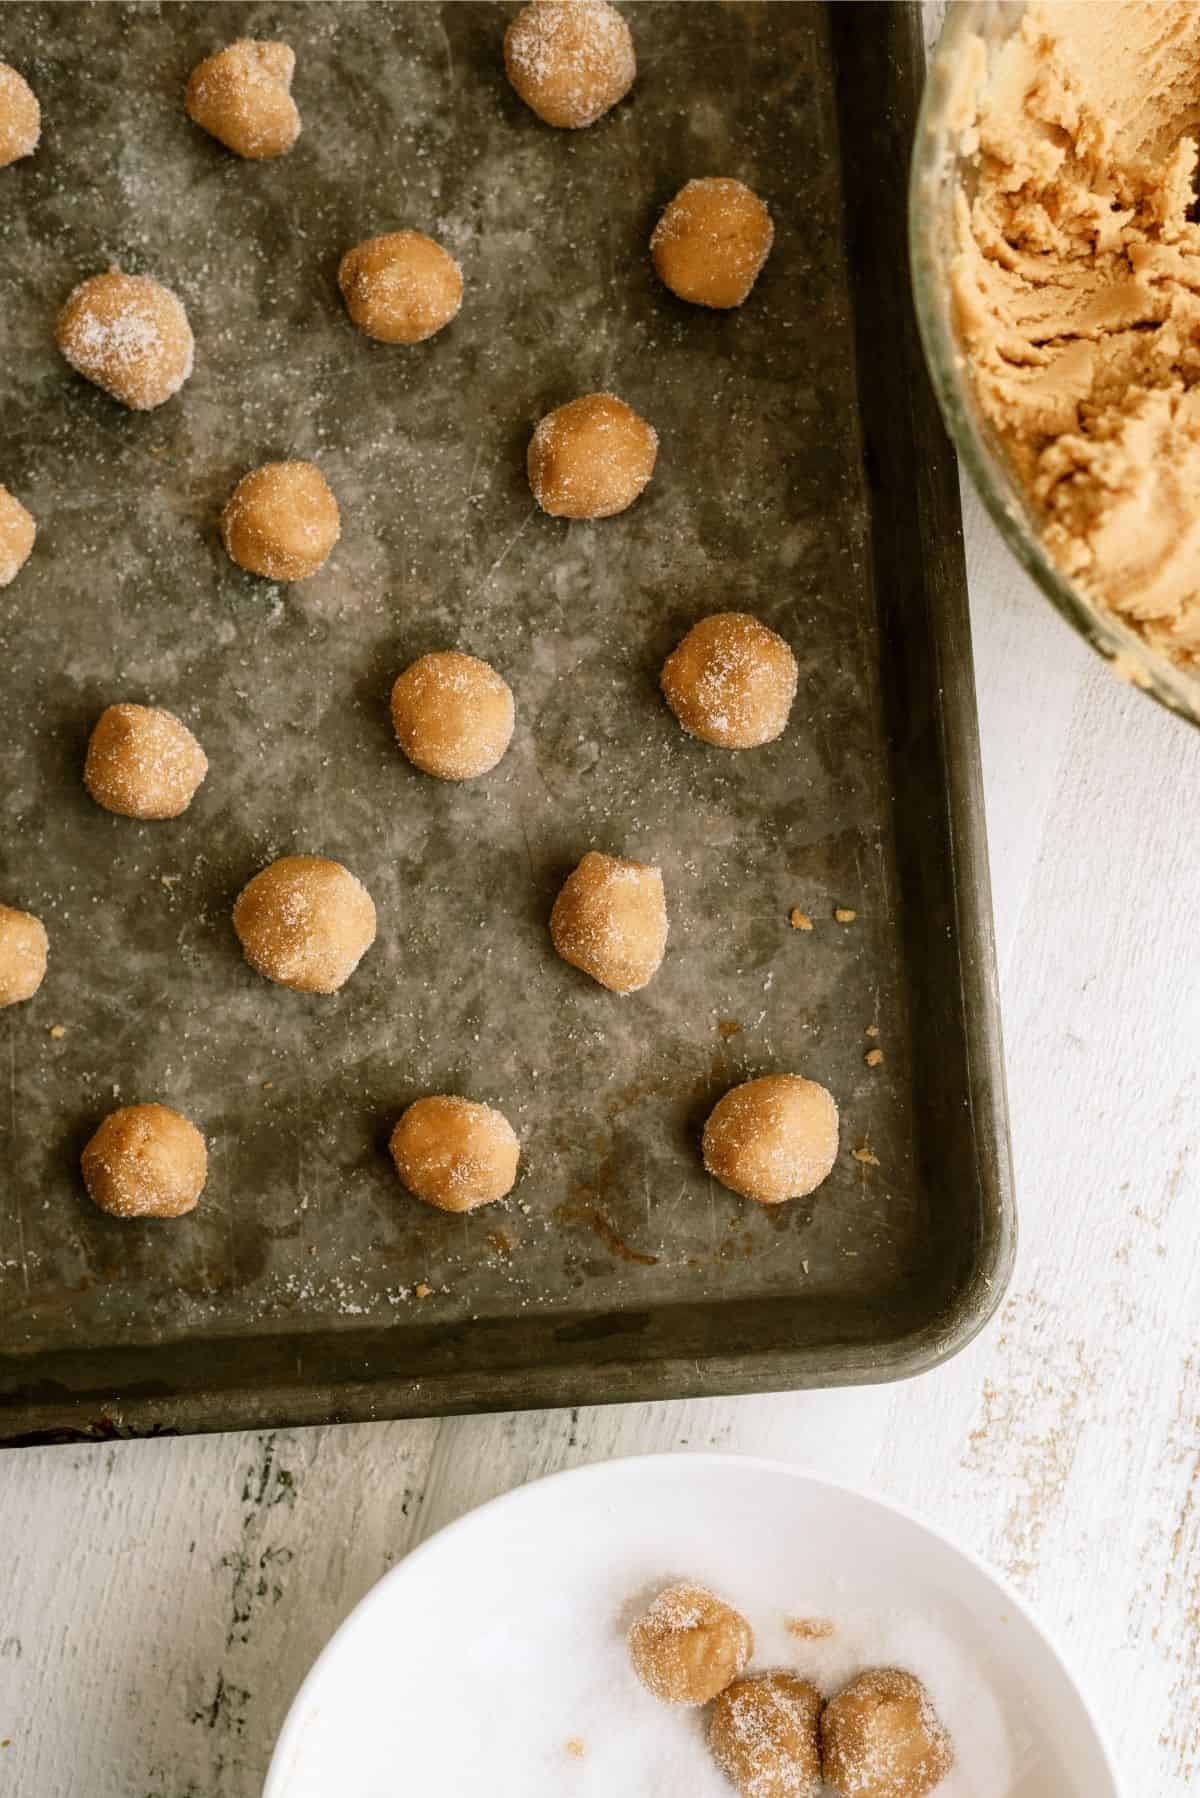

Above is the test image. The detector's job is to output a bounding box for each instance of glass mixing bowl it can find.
[909,0,1200,729]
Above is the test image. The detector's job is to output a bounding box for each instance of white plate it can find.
[264,1454,1120,1798]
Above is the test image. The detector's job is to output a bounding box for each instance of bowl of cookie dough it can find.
[265,1455,1121,1797]
[911,0,1200,728]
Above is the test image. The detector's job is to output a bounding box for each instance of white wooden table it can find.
[2,479,1196,1797]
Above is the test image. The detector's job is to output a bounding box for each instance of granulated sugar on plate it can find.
[394,1582,1011,1797]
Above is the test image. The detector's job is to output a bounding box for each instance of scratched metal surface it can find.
[0,2,1002,1428]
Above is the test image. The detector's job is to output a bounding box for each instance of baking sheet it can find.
[0,1,1013,1443]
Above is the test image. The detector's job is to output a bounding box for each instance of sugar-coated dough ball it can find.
[504,0,635,129]
[390,650,514,780]
[234,855,376,994]
[0,904,48,1007]
[185,40,300,159]
[56,272,194,410]
[0,63,40,166]
[84,704,208,820]
[550,850,667,994]
[221,460,340,581]
[710,1673,823,1798]
[0,484,35,587]
[628,1582,752,1707]
[528,392,657,519]
[652,178,774,309]
[821,1670,954,1798]
[662,612,798,749]
[703,1074,838,1205]
[338,232,463,344]
[82,1103,208,1220]
[389,1095,521,1213]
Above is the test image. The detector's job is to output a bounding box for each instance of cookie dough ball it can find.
[504,0,635,129]
[0,904,48,1007]
[389,1095,520,1213]
[550,851,667,994]
[710,1673,823,1798]
[56,272,194,410]
[185,40,300,159]
[0,63,39,167]
[338,232,463,344]
[821,1670,953,1798]
[221,460,340,581]
[84,704,208,820]
[0,485,35,587]
[81,1103,208,1220]
[390,650,514,780]
[528,392,657,519]
[661,612,798,749]
[233,855,376,994]
[652,177,774,309]
[628,1582,752,1707]
[703,1074,838,1205]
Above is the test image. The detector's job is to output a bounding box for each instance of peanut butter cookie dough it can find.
[221,460,340,581]
[0,903,48,1006]
[703,1074,838,1205]
[84,704,208,820]
[504,0,635,130]
[338,231,463,343]
[628,1582,752,1707]
[186,40,300,159]
[389,1096,520,1212]
[652,178,774,310]
[528,392,657,519]
[952,1,1200,666]
[661,612,797,749]
[550,851,667,993]
[233,855,376,994]
[0,484,35,587]
[0,62,39,166]
[82,1103,208,1220]
[821,1669,953,1798]
[710,1672,822,1798]
[56,271,194,410]
[390,650,514,780]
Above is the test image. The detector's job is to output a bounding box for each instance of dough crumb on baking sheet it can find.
[852,1144,881,1167]
[788,908,813,931]
[834,906,857,923]
[865,1048,884,1068]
